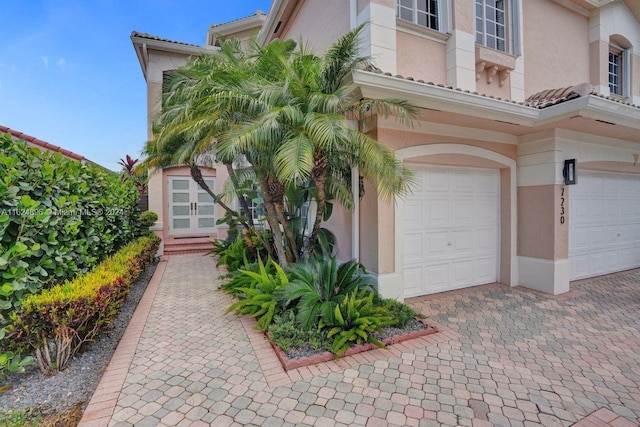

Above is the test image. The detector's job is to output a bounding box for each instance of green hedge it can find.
[11,234,160,374]
[0,133,141,318]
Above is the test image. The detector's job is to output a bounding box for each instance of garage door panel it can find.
[404,234,423,265]
[425,170,450,192]
[451,230,473,256]
[403,165,499,297]
[403,267,423,298]
[476,258,497,283]
[425,232,449,259]
[450,261,474,286]
[570,171,640,280]
[427,199,449,226]
[452,172,475,194]
[403,199,423,229]
[451,199,474,225]
[476,228,497,253]
[476,199,498,224]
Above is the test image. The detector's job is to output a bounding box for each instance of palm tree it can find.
[144,37,299,265]
[219,25,417,257]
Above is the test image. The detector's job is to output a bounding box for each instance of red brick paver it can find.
[80,255,640,426]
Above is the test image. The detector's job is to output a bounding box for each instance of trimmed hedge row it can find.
[0,133,141,318]
[11,234,160,374]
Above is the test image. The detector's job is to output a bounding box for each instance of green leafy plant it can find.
[0,133,141,319]
[0,409,39,427]
[10,234,159,375]
[376,297,423,329]
[226,257,289,331]
[0,329,33,389]
[320,290,395,357]
[210,236,250,273]
[138,211,158,228]
[282,256,375,330]
[268,311,330,352]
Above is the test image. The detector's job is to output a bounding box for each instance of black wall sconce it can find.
[563,159,577,185]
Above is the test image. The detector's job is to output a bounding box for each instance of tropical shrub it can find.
[268,312,330,353]
[376,297,423,329]
[319,290,395,356]
[226,257,288,331]
[211,229,271,273]
[282,256,375,329]
[138,211,158,228]
[0,134,140,318]
[10,234,159,375]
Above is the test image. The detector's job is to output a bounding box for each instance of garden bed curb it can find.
[268,318,438,371]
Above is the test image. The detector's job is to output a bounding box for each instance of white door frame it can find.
[168,176,217,236]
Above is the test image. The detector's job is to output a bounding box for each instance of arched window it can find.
[609,35,632,97]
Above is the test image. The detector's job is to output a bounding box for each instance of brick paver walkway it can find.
[80,255,640,427]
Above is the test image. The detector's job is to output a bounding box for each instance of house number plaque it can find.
[560,187,565,225]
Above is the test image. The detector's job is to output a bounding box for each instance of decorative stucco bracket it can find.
[475,46,516,87]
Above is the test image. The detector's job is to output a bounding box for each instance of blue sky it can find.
[0,0,272,171]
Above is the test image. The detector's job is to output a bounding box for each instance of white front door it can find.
[168,176,216,235]
[403,165,500,298]
[569,171,640,280]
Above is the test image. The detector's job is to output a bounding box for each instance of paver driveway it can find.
[80,254,640,426]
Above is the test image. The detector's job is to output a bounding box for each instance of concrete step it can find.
[164,238,216,256]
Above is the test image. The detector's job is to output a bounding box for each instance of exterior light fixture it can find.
[563,159,577,185]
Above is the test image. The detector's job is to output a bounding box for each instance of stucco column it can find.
[517,132,570,295]
[445,0,476,91]
[357,0,397,74]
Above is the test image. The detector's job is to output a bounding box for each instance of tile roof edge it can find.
[0,125,89,162]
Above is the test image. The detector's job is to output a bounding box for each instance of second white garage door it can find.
[569,171,640,280]
[403,165,499,298]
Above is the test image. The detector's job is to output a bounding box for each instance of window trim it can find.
[609,44,631,98]
[395,0,450,34]
[475,0,521,56]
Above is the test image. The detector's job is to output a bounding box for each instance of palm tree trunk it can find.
[189,164,250,229]
[224,162,254,228]
[258,176,288,267]
[273,200,299,263]
[306,155,329,257]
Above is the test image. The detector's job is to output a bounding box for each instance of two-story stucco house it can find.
[132,0,640,300]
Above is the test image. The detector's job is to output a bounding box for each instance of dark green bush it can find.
[138,211,158,228]
[0,133,141,318]
[268,312,330,352]
[376,297,422,328]
[10,234,159,375]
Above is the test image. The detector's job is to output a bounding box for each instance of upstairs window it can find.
[476,0,506,52]
[608,35,631,98]
[397,0,440,31]
[609,49,622,96]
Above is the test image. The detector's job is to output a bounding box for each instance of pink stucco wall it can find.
[523,0,590,97]
[396,31,447,84]
[280,0,350,54]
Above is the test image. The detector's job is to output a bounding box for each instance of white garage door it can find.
[403,165,499,298]
[569,171,640,280]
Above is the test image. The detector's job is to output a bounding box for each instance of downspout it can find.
[350,0,360,261]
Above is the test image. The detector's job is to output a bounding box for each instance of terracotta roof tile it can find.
[361,68,640,110]
[130,31,201,48]
[524,83,592,108]
[0,125,89,162]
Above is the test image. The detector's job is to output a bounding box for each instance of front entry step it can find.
[164,236,216,256]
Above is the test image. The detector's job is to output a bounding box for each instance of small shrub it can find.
[210,236,250,272]
[376,297,422,328]
[282,256,375,330]
[226,257,288,331]
[319,290,395,357]
[268,312,330,352]
[138,211,158,228]
[10,234,159,375]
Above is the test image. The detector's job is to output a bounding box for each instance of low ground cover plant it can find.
[219,238,423,357]
[9,234,159,375]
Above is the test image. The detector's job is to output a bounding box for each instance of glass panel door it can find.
[168,176,216,235]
